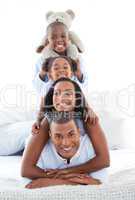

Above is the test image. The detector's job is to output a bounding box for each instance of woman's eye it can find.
[64,92,72,96]
[63,66,68,70]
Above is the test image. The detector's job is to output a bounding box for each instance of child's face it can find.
[49,58,73,81]
[47,24,69,54]
[50,120,80,160]
[53,81,76,112]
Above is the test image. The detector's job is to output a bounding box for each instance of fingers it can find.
[44,169,58,178]
[54,173,87,180]
[31,123,40,135]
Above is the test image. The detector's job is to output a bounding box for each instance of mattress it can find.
[0,149,135,200]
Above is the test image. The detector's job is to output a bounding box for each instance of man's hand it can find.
[69,175,101,185]
[25,178,53,189]
[25,175,101,189]
[74,59,83,81]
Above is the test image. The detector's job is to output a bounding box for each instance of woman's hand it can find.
[84,107,99,124]
[31,122,40,135]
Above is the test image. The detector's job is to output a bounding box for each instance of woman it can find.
[21,78,110,188]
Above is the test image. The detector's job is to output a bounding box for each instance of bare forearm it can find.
[59,156,108,175]
[21,165,47,180]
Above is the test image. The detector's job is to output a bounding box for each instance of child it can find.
[33,21,88,96]
[32,56,97,134]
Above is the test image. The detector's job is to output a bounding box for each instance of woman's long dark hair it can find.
[45,77,87,118]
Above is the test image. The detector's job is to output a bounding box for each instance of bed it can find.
[0,150,135,199]
[0,108,135,199]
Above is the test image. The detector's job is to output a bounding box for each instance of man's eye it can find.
[55,135,62,139]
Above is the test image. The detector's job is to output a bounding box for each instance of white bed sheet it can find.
[0,149,135,200]
[0,149,135,185]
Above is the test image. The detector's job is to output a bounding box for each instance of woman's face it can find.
[49,57,73,81]
[53,81,76,111]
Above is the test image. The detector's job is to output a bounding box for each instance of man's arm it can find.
[21,117,49,179]
[25,175,101,189]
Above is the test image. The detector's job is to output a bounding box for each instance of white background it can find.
[0,0,135,118]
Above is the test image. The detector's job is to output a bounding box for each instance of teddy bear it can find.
[36,9,84,60]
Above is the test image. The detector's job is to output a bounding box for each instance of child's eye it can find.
[51,35,57,40]
[54,91,60,96]
[61,34,66,38]
[54,67,59,71]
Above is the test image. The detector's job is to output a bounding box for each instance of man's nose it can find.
[62,137,70,147]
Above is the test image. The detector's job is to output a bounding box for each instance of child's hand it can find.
[31,122,40,135]
[74,59,83,82]
[84,108,99,125]
[39,65,47,81]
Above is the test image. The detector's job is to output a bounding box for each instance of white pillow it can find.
[122,118,135,149]
[98,110,125,150]
[0,120,34,155]
[0,108,36,126]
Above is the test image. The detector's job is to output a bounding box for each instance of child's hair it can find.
[46,22,68,35]
[36,22,68,53]
[42,56,77,72]
[45,77,87,117]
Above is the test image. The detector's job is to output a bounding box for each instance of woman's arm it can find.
[37,96,46,124]
[32,97,46,134]
[21,117,49,179]
[67,120,110,174]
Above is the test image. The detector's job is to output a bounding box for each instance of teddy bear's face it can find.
[47,12,72,29]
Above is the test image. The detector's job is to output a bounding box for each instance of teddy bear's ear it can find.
[66,9,75,19]
[46,11,54,20]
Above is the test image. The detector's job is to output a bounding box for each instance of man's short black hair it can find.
[46,111,79,129]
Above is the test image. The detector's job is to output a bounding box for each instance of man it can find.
[25,114,108,189]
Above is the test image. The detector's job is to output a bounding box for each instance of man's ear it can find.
[77,128,80,135]
[49,130,52,137]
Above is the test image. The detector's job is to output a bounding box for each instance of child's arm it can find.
[21,117,49,179]
[32,58,48,95]
[45,121,110,178]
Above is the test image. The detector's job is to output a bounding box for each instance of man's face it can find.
[49,120,80,160]
[47,24,69,54]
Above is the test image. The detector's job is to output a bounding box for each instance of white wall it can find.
[0,0,135,118]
